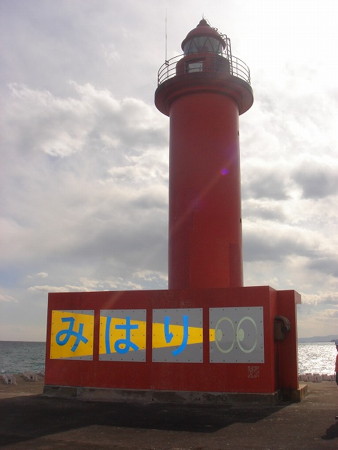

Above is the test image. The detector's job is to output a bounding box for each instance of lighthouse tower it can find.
[44,19,302,404]
[155,19,253,290]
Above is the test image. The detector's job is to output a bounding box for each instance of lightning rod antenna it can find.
[165,10,168,63]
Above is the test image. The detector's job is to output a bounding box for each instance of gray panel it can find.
[58,355,93,361]
[51,310,94,361]
[152,343,203,363]
[99,309,146,362]
[152,308,203,363]
[99,349,146,362]
[210,307,264,363]
[56,310,94,315]
[101,309,146,321]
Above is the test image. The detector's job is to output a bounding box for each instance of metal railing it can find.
[157,52,251,86]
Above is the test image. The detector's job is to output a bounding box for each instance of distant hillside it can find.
[298,335,338,343]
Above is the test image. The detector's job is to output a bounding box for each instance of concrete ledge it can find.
[280,383,308,402]
[44,385,281,406]
[43,385,78,398]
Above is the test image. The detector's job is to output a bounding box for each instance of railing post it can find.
[157,53,251,86]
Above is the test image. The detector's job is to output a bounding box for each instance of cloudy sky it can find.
[1,0,338,341]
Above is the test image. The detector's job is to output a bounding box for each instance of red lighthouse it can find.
[44,18,302,403]
[155,19,253,290]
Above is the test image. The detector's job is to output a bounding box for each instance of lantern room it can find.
[181,19,225,55]
[177,19,231,76]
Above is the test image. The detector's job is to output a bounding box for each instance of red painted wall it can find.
[45,286,299,394]
[168,93,242,289]
[276,290,301,390]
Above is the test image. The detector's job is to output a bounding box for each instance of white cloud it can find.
[1,81,168,263]
[37,272,48,279]
[0,292,17,303]
[293,163,338,199]
[1,0,338,340]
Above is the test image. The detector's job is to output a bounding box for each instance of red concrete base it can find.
[43,385,281,405]
[45,286,300,395]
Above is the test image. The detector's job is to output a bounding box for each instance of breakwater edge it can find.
[1,341,337,383]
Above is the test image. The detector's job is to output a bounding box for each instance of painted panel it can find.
[209,307,264,363]
[45,287,299,393]
[152,308,203,362]
[99,309,146,362]
[50,310,94,360]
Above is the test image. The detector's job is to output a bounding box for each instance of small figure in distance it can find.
[335,340,338,420]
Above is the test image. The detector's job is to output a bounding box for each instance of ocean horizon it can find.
[0,340,337,376]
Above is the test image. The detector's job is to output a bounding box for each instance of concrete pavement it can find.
[0,380,337,449]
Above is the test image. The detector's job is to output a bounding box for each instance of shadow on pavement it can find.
[0,394,285,446]
[322,421,338,440]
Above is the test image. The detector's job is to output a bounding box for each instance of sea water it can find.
[0,341,336,375]
[0,341,45,374]
[298,342,336,375]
